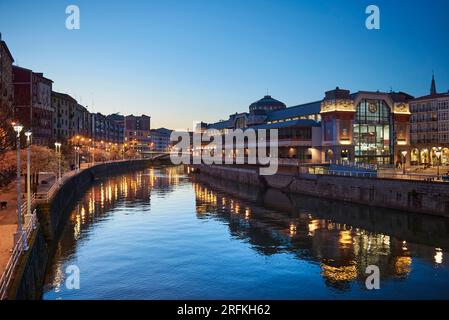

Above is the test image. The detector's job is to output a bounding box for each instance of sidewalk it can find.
[0,174,54,279]
[0,181,19,275]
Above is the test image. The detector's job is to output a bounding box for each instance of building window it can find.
[353,99,392,164]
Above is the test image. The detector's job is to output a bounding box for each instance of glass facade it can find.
[354,99,393,164]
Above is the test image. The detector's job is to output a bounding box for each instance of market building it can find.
[203,88,414,166]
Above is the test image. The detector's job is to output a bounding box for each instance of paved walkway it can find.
[0,180,20,275]
[0,173,57,277]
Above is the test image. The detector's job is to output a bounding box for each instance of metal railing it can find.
[35,159,143,203]
[0,209,38,300]
[324,169,443,181]
[327,169,377,178]
[20,193,35,215]
[377,171,443,181]
[35,171,75,203]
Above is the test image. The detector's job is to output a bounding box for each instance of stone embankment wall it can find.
[193,165,449,218]
[9,159,155,300]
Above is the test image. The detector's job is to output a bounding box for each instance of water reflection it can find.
[45,166,185,294]
[44,166,449,299]
[192,173,449,291]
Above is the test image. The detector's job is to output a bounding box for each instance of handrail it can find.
[0,209,38,300]
[35,159,143,203]
[20,193,35,215]
[325,169,443,181]
[327,170,377,178]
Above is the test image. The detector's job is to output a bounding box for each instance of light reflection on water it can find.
[43,166,449,299]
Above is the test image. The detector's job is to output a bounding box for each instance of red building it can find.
[13,66,53,146]
[125,114,151,152]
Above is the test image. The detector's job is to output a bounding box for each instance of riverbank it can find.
[192,165,449,218]
[5,159,160,300]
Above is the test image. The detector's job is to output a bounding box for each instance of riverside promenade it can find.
[0,176,54,278]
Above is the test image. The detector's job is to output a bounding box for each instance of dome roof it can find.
[249,95,286,112]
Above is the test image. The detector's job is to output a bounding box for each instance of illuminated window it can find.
[354,99,392,164]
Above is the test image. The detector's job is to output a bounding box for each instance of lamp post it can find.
[12,122,27,249]
[54,142,61,182]
[24,131,32,225]
[74,136,81,170]
[74,146,79,171]
[435,147,442,179]
[89,147,95,165]
[401,150,408,175]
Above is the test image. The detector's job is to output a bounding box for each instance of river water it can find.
[43,166,449,299]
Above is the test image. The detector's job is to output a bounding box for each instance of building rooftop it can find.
[0,40,14,62]
[249,95,286,112]
[151,128,173,135]
[207,120,232,130]
[251,119,320,130]
[266,100,321,122]
[52,91,77,103]
[411,92,449,102]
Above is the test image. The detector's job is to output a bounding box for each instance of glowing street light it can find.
[401,150,408,175]
[74,146,80,171]
[54,142,62,181]
[89,146,95,165]
[435,147,442,179]
[12,122,27,249]
[24,131,32,224]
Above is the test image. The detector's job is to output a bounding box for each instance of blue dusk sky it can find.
[1,0,448,129]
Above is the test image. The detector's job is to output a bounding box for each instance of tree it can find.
[0,145,65,192]
[91,148,109,162]
[125,148,138,159]
[0,106,14,155]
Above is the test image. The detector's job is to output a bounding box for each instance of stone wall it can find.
[194,165,449,218]
[7,225,48,300]
[194,172,449,249]
[193,165,262,187]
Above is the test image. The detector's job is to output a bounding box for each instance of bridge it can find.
[141,151,171,161]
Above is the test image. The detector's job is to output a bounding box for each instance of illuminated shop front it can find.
[409,84,449,167]
[320,88,412,165]
[353,99,392,164]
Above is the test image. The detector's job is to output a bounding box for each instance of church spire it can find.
[430,72,437,95]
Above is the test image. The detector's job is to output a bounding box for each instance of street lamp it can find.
[12,122,27,249]
[54,142,62,182]
[74,146,80,171]
[435,147,442,179]
[24,131,32,225]
[89,147,95,165]
[401,150,408,175]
